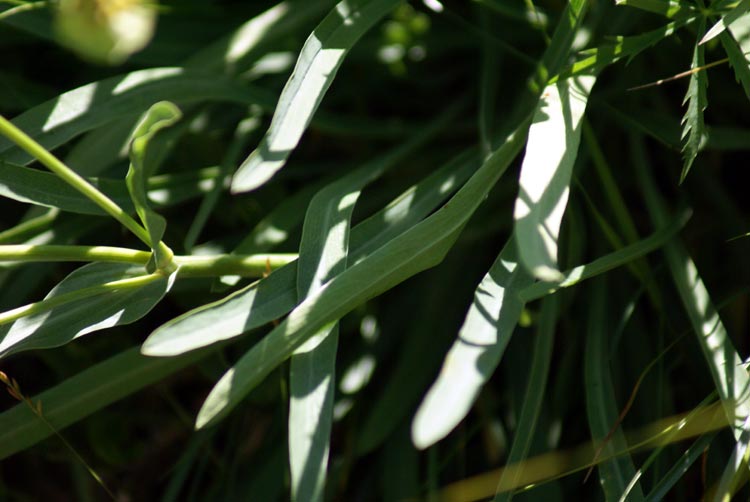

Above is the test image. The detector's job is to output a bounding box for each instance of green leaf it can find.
[680,19,708,182]
[141,149,478,357]
[0,68,274,165]
[514,75,596,282]
[558,18,694,81]
[0,159,224,214]
[185,0,337,75]
[0,263,173,359]
[614,0,696,19]
[634,136,750,474]
[411,238,534,450]
[518,209,689,301]
[0,344,211,460]
[126,101,181,270]
[719,30,750,100]
[645,434,716,501]
[230,0,401,193]
[195,124,530,429]
[701,0,750,45]
[288,106,454,501]
[494,296,558,501]
[585,280,645,500]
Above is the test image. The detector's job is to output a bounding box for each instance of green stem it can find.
[0,245,152,264]
[0,244,297,277]
[174,253,297,277]
[0,115,152,248]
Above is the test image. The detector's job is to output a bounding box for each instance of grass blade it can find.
[585,280,645,500]
[411,238,534,449]
[514,75,596,281]
[494,296,558,501]
[230,0,400,193]
[645,433,716,501]
[0,344,210,460]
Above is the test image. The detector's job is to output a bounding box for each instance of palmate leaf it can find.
[680,19,708,183]
[230,0,401,193]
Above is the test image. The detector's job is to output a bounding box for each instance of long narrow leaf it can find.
[514,75,596,281]
[0,345,211,459]
[494,296,558,501]
[231,0,401,193]
[195,123,531,429]
[0,263,174,358]
[141,149,477,357]
[585,280,645,500]
[411,238,534,449]
[680,19,708,182]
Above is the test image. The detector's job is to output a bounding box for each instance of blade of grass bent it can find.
[230,0,401,193]
[411,238,534,449]
[701,0,750,44]
[494,296,558,501]
[585,280,645,500]
[141,149,477,357]
[195,123,531,429]
[514,75,596,281]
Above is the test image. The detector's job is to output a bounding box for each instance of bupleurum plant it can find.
[2,0,750,500]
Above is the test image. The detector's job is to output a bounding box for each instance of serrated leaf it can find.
[0,263,174,359]
[230,0,401,193]
[514,75,597,282]
[559,18,694,80]
[701,0,750,44]
[680,22,708,183]
[411,238,534,450]
[126,101,181,269]
[719,30,750,99]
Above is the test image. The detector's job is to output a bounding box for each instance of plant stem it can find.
[0,244,297,277]
[174,253,298,277]
[0,245,152,264]
[0,115,152,247]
